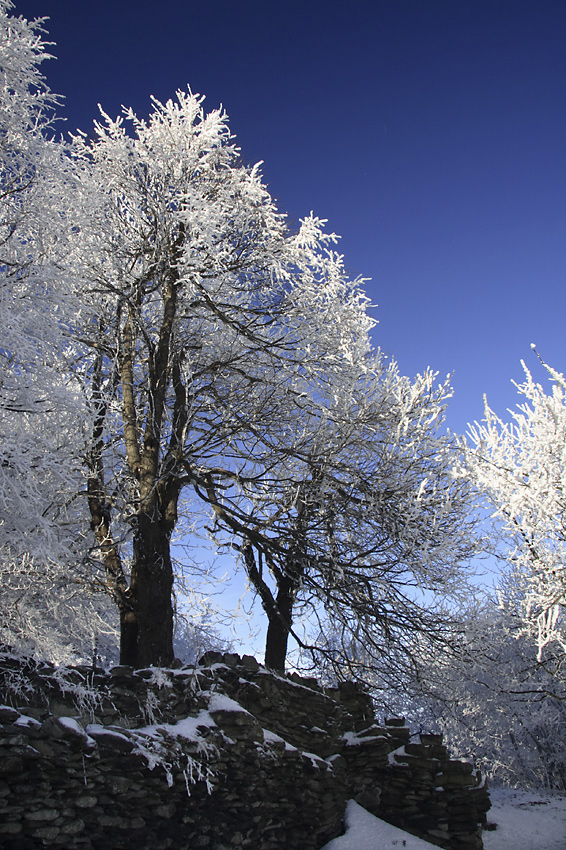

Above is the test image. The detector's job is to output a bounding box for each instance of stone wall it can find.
[0,649,490,850]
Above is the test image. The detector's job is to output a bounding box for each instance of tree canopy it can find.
[0,0,118,662]
[0,1,477,676]
[468,350,566,678]
[0,1,482,672]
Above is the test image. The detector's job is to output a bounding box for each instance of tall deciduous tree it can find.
[204,356,478,671]
[0,5,479,672]
[62,91,376,668]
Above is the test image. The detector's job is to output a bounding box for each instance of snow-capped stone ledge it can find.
[0,647,490,849]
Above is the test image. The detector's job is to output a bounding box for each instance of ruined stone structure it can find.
[0,649,490,849]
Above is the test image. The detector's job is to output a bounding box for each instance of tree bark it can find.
[116,270,180,668]
[119,608,139,667]
[128,508,175,667]
[264,574,295,671]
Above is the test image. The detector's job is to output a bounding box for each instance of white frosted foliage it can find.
[468,357,566,661]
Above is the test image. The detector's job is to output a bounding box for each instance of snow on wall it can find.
[0,648,490,849]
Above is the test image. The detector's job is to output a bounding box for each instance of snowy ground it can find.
[320,788,566,850]
[483,787,566,850]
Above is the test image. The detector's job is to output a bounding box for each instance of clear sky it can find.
[15,0,565,434]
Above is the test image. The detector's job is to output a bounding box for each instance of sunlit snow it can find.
[319,791,566,850]
[320,800,445,849]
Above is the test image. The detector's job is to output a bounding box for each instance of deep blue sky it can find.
[15,0,565,434]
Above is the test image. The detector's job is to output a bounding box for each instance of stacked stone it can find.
[337,724,393,815]
[378,732,490,850]
[0,700,346,849]
[322,681,376,733]
[0,649,490,850]
[0,651,351,849]
[211,661,351,758]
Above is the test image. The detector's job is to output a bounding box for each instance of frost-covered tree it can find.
[396,599,566,791]
[59,90,377,668]
[0,1,117,663]
[391,353,566,791]
[206,357,478,671]
[350,352,566,791]
[0,0,55,207]
[468,350,566,673]
[0,0,60,461]
[0,5,479,674]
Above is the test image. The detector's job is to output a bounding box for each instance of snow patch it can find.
[135,708,217,742]
[388,745,408,765]
[207,692,251,714]
[320,799,438,849]
[59,716,95,745]
[13,714,40,728]
[342,730,388,747]
[262,728,297,752]
[86,723,130,741]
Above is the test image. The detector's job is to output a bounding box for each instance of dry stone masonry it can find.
[0,648,490,850]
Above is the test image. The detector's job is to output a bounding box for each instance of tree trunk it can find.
[264,573,296,671]
[86,473,140,666]
[117,271,179,668]
[127,510,175,668]
[119,608,139,666]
